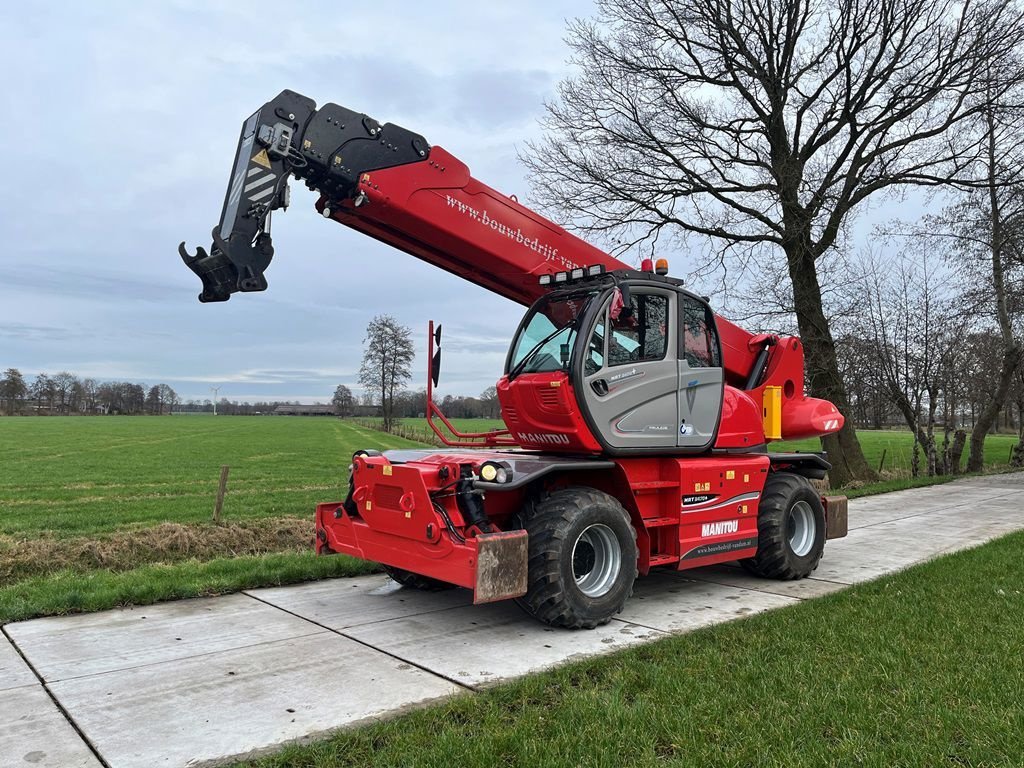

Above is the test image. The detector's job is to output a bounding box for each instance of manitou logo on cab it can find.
[701,520,740,537]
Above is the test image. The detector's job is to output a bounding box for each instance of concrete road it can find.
[3,472,1022,768]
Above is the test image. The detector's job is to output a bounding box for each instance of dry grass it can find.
[0,517,315,584]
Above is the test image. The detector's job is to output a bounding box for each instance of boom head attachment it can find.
[179,89,430,302]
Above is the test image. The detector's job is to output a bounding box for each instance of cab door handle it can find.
[591,379,608,396]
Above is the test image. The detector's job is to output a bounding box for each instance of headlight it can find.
[479,460,513,484]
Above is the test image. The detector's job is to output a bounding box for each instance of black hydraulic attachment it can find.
[179,89,430,302]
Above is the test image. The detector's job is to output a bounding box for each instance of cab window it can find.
[607,293,669,367]
[509,290,599,377]
[680,297,719,368]
[584,315,606,376]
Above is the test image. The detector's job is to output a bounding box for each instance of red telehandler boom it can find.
[181,90,848,628]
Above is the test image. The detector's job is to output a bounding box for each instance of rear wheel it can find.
[741,472,825,579]
[383,566,454,591]
[517,487,638,629]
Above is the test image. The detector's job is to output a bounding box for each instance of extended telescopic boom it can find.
[179,90,770,387]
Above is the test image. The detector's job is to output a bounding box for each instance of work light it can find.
[479,460,513,484]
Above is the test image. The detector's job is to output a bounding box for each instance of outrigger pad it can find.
[824,495,848,539]
[473,530,528,604]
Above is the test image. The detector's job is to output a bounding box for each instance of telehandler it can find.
[181,90,848,628]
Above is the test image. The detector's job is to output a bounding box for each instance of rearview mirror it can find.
[432,348,442,387]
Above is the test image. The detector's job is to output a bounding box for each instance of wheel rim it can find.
[571,524,621,597]
[787,500,815,557]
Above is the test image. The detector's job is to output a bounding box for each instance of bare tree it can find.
[51,371,79,415]
[146,385,163,415]
[80,378,99,414]
[478,385,500,419]
[861,251,965,475]
[31,374,55,414]
[358,315,415,431]
[949,118,1023,471]
[332,384,355,417]
[0,368,27,415]
[159,384,179,414]
[522,0,1024,485]
[893,97,1024,469]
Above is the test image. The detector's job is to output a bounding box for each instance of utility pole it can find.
[210,386,220,416]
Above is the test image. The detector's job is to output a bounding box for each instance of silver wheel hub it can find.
[787,500,815,557]
[572,523,621,597]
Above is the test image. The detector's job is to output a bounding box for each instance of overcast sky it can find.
[1,0,604,404]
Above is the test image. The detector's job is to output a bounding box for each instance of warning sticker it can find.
[252,149,272,169]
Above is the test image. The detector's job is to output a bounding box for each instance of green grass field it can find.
[0,416,421,622]
[0,416,421,536]
[239,530,1024,768]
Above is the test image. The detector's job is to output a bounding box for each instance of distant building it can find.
[272,404,337,417]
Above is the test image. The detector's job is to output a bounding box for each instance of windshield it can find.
[508,290,599,377]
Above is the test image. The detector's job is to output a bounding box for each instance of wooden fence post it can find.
[214,465,230,524]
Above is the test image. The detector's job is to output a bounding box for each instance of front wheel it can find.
[741,472,825,580]
[517,487,638,629]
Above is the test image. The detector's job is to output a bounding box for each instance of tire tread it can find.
[741,472,825,580]
[517,487,638,629]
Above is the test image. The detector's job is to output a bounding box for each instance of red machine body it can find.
[317,449,772,597]
[183,91,847,622]
[310,138,845,601]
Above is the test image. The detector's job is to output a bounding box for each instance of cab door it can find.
[580,288,679,450]
[677,295,723,449]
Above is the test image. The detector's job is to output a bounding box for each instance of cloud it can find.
[0,324,80,343]
[1,265,178,304]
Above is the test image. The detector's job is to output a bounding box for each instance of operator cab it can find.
[497,264,724,455]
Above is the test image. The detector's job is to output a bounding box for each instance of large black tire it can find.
[383,566,454,591]
[741,472,825,579]
[517,487,638,629]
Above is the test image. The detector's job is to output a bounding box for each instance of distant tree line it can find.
[0,369,179,416]
[333,382,500,421]
[0,368,318,417]
[175,399,315,416]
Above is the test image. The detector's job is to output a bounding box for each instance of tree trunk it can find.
[785,245,876,487]
[949,429,967,474]
[940,425,950,476]
[1012,420,1024,468]
[1012,405,1024,469]
[967,352,1020,472]
[925,393,939,476]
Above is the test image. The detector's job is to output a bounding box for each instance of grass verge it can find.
[239,530,1024,768]
[0,552,378,625]
[0,517,316,584]
[844,473,956,498]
